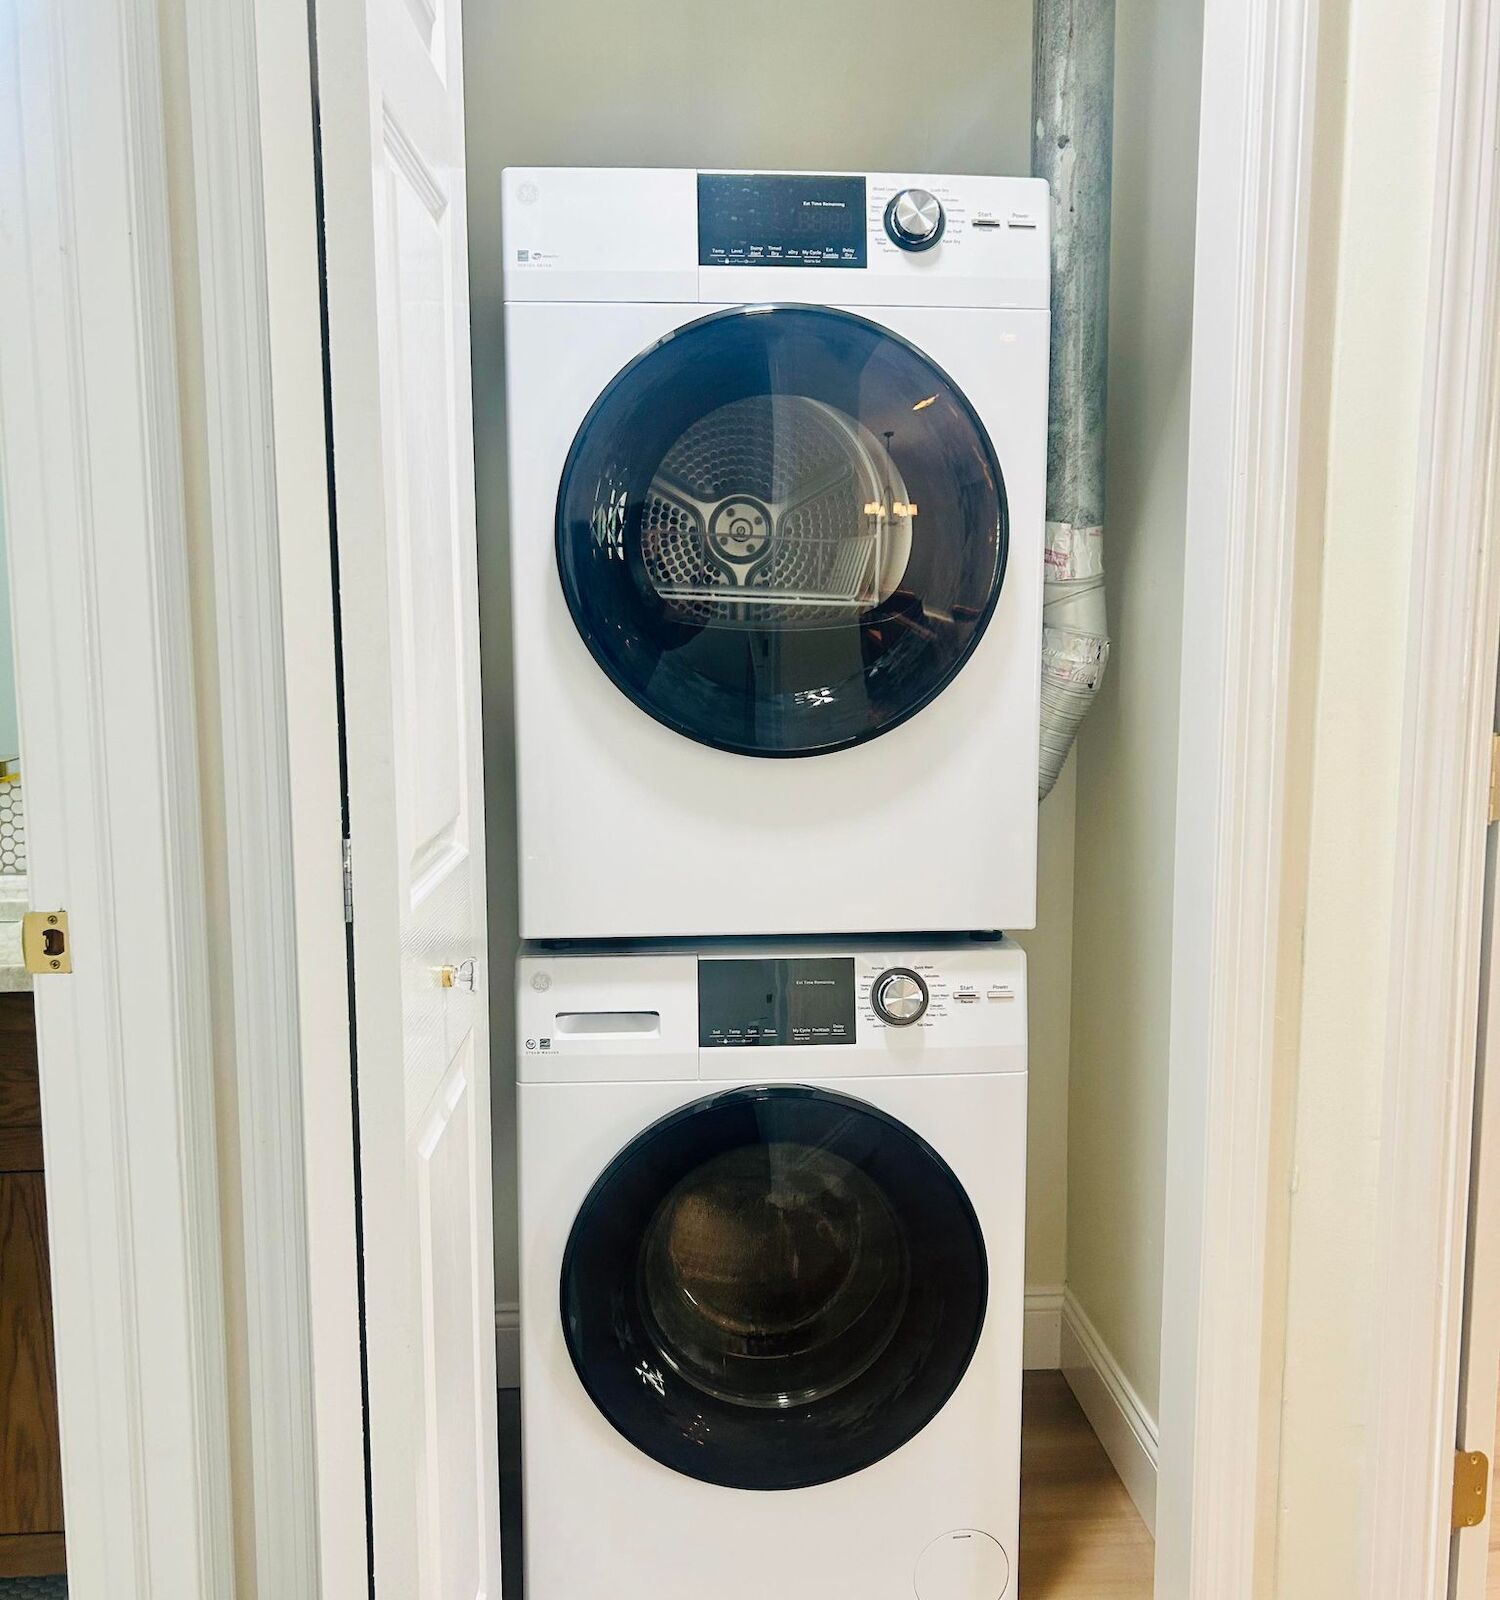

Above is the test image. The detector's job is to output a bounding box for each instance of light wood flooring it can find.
[1021,1371,1156,1597]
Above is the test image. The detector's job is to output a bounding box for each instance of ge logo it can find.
[517,181,540,205]
[531,972,552,992]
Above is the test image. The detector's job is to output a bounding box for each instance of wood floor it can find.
[1021,1371,1156,1598]
[501,1375,1154,1598]
[0,998,63,1580]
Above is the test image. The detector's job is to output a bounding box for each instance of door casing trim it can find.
[0,1,235,1590]
[1365,0,1500,1591]
[13,0,1493,1587]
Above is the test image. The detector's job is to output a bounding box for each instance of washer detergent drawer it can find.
[516,953,697,1082]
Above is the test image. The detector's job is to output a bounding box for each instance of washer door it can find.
[560,1085,988,1490]
[556,307,1008,758]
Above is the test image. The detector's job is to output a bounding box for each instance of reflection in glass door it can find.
[556,307,1009,758]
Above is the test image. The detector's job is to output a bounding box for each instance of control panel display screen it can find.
[699,957,857,1047]
[698,174,867,269]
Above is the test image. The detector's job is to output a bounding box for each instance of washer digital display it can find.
[698,174,868,269]
[699,957,857,1047]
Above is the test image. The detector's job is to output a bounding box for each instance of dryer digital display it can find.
[699,957,856,1047]
[698,173,867,269]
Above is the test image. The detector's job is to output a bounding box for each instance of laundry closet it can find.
[447,0,1202,1593]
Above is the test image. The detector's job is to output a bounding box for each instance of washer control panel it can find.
[699,956,856,1048]
[517,940,1027,1083]
[872,967,930,1025]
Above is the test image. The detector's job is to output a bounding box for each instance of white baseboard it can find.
[1059,1289,1159,1534]
[496,1302,520,1390]
[1023,1286,1065,1369]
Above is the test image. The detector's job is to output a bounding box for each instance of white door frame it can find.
[5,0,1495,1595]
[0,0,367,1593]
[1365,0,1500,1591]
[180,0,368,1592]
[1156,0,1322,1587]
[0,2,237,1594]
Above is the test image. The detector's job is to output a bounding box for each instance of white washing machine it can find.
[517,937,1027,1600]
[502,169,1049,940]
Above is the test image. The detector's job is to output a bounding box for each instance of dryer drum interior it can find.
[559,1085,989,1490]
[556,307,1009,758]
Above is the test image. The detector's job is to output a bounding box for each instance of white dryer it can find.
[517,937,1027,1600]
[502,169,1049,939]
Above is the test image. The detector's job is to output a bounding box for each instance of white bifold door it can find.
[314,0,502,1592]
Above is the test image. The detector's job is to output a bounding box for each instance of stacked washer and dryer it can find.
[503,168,1049,1600]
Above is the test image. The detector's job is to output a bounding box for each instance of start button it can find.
[914,1529,1011,1600]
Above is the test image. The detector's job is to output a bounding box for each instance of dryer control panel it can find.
[697,173,869,270]
[501,167,1050,310]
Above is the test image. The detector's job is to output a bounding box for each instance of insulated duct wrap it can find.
[1032,0,1115,799]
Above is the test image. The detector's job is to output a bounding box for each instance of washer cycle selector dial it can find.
[873,967,930,1026]
[884,188,946,252]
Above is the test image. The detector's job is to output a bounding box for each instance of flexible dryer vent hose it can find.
[1032,0,1115,799]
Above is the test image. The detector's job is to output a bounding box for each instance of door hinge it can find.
[342,837,354,925]
[1454,1449,1490,1529]
[21,910,70,975]
[1489,733,1500,824]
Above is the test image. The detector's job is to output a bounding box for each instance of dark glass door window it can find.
[556,308,1008,758]
[560,1085,988,1490]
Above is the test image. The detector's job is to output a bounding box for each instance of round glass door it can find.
[560,1085,988,1490]
[556,307,1008,758]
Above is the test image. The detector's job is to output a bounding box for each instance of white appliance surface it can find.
[502,168,1048,939]
[516,937,1027,1600]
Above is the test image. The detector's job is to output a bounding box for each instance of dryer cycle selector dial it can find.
[873,967,931,1026]
[884,188,946,252]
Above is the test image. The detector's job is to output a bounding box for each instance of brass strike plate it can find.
[1454,1449,1490,1530]
[22,911,71,976]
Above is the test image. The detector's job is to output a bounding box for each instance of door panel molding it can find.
[314,0,502,1587]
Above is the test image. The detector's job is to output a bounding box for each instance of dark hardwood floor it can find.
[0,997,62,1583]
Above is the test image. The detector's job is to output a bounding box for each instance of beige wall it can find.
[1270,0,1445,1584]
[458,0,1082,1315]
[1065,0,1203,1423]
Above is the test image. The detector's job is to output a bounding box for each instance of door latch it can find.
[438,959,478,992]
[22,911,71,975]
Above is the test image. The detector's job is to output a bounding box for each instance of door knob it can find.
[439,959,478,992]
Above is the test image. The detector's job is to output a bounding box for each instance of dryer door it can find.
[559,1084,988,1490]
[555,306,1008,758]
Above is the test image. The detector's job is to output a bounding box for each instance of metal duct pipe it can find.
[1032,0,1115,799]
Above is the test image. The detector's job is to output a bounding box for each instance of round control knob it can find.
[873,967,930,1026]
[884,188,945,252]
